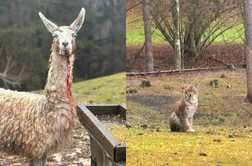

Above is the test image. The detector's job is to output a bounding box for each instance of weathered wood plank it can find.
[89,133,115,166]
[118,104,126,120]
[126,66,227,76]
[85,104,118,115]
[115,145,126,162]
[77,105,121,161]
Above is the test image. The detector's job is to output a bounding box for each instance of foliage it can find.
[0,27,47,90]
[126,23,244,46]
[126,0,244,70]
[151,0,243,64]
[0,0,125,90]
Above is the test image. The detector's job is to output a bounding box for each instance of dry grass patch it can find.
[127,69,252,165]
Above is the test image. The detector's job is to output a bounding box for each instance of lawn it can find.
[33,72,126,104]
[72,72,126,104]
[126,21,244,46]
[126,70,252,165]
[126,23,165,46]
[127,127,252,166]
[126,7,165,46]
[126,11,244,46]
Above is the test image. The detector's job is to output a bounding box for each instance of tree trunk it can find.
[172,0,181,69]
[8,0,14,26]
[142,0,154,72]
[243,0,252,103]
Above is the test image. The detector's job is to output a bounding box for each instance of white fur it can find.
[0,8,85,166]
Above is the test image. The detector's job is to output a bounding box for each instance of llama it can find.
[0,8,85,166]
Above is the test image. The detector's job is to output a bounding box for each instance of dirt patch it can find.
[127,94,180,128]
[126,69,252,128]
[127,94,178,112]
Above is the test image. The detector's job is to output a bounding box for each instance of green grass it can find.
[127,23,244,46]
[73,72,126,104]
[126,70,252,165]
[210,24,244,44]
[127,126,252,166]
[126,11,166,46]
[126,27,165,46]
[30,73,126,164]
[126,13,244,46]
[33,72,126,104]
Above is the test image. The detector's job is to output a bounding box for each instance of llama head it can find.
[39,8,85,56]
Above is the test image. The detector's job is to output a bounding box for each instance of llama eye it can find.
[53,34,58,39]
[72,33,77,38]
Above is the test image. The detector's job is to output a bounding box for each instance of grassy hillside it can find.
[73,72,126,104]
[33,72,126,104]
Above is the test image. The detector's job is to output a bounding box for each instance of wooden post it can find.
[76,104,126,166]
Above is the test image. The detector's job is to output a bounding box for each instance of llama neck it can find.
[45,52,74,112]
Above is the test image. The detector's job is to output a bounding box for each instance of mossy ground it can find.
[126,70,252,166]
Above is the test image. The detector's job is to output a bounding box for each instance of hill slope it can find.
[73,72,126,104]
[33,72,126,104]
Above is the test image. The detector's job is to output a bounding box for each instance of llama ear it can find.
[70,8,85,32]
[39,12,58,33]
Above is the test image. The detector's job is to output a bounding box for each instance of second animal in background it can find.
[169,82,200,132]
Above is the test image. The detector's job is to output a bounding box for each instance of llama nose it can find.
[62,42,69,47]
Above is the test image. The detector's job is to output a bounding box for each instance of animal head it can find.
[39,8,85,56]
[183,82,199,103]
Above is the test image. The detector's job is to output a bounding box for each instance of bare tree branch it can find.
[127,2,141,12]
[151,0,243,67]
[0,45,26,89]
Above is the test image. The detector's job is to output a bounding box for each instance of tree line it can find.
[0,0,125,91]
[128,0,252,103]
[127,0,243,71]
